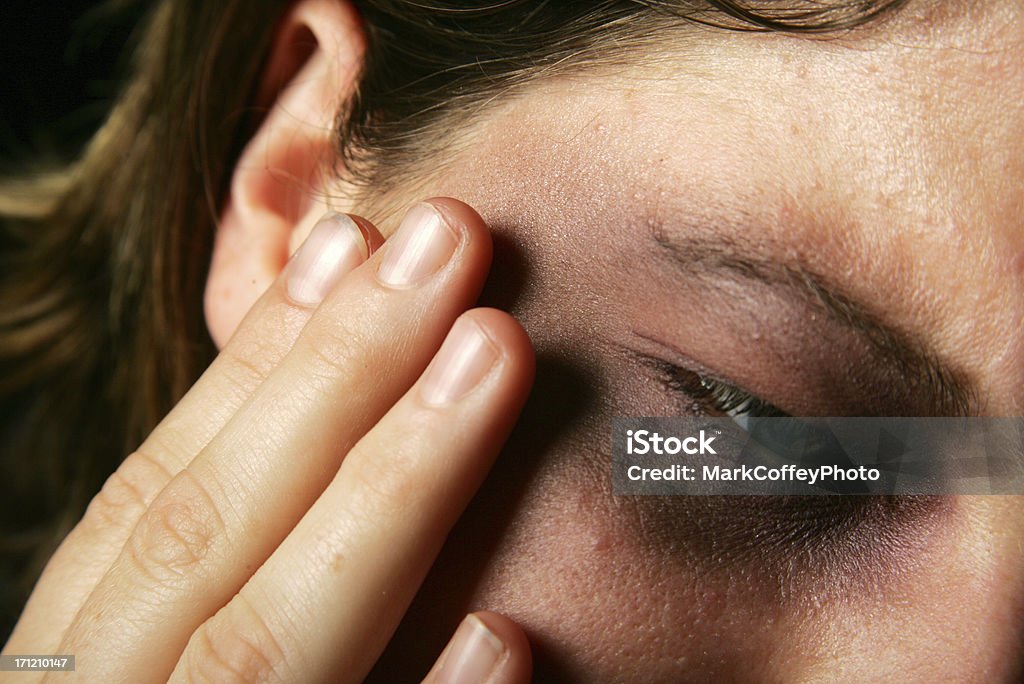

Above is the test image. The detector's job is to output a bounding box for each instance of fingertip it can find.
[423,197,486,230]
[465,308,536,398]
[470,611,533,684]
[424,196,493,266]
[467,307,534,352]
[347,213,386,255]
[424,611,532,684]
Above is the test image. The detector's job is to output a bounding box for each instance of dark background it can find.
[0,0,141,640]
[0,2,140,166]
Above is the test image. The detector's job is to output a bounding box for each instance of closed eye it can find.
[641,355,789,421]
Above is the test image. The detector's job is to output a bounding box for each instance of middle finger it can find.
[59,199,493,681]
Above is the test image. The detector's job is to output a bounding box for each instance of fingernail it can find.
[421,319,500,406]
[435,615,505,684]
[378,202,458,287]
[286,213,368,306]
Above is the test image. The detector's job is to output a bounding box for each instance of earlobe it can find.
[205,0,364,349]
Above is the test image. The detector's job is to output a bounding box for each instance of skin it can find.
[6,198,535,682]
[359,1,1024,680]
[5,0,1022,682]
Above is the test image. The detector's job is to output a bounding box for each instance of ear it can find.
[205,0,364,349]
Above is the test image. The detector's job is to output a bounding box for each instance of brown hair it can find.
[0,0,907,633]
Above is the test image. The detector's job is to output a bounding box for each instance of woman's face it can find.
[354,3,1024,680]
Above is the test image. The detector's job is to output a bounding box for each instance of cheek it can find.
[462,442,1024,681]
[462,452,801,681]
[418,270,1024,680]
[806,500,1024,681]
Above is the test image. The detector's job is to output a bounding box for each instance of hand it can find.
[4,198,534,682]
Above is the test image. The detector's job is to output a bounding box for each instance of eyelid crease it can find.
[625,342,788,418]
[645,226,978,417]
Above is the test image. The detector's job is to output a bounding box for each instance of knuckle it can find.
[347,442,425,519]
[298,321,370,383]
[216,341,277,395]
[81,450,172,537]
[144,426,197,468]
[126,470,225,583]
[182,599,289,684]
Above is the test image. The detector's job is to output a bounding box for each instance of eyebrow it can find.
[648,228,978,416]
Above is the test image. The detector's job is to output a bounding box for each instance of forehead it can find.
[468,0,1023,226]
[416,4,1023,406]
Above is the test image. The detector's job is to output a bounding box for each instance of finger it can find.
[170,310,534,683]
[59,199,495,681]
[7,212,381,652]
[423,612,533,684]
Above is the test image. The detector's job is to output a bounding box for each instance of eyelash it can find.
[647,359,789,418]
